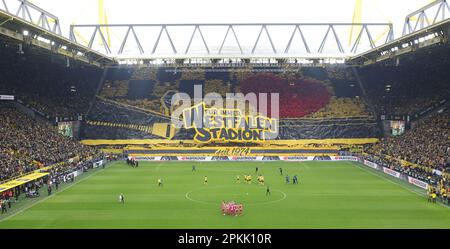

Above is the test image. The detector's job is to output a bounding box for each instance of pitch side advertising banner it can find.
[333,156,358,161]
[229,156,262,161]
[383,167,401,178]
[407,176,429,190]
[363,160,379,169]
[71,169,83,178]
[432,169,442,176]
[0,95,14,100]
[178,156,212,161]
[279,156,313,161]
[134,156,162,161]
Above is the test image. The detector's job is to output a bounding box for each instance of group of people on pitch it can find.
[126,158,139,168]
[427,182,450,204]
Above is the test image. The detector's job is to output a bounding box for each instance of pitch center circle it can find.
[185,185,287,206]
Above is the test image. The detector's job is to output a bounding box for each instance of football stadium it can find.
[0,0,449,233]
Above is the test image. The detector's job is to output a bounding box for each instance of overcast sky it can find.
[7,0,434,56]
[27,0,431,35]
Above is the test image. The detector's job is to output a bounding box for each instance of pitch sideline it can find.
[0,161,119,223]
[348,161,450,209]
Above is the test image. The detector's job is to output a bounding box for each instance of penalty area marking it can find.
[185,185,287,206]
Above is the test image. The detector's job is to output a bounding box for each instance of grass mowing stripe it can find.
[1,161,449,228]
[0,161,118,223]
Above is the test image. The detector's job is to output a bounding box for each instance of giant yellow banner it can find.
[0,172,49,192]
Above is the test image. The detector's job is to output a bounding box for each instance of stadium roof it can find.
[1,0,449,65]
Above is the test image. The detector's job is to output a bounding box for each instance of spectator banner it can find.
[127,156,363,162]
[363,160,379,169]
[432,169,442,176]
[215,147,252,157]
[407,176,429,190]
[93,160,105,168]
[382,167,401,178]
[181,102,277,144]
[0,172,49,192]
[0,95,14,100]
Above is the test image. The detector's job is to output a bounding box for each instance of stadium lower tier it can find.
[80,139,375,157]
[125,148,339,157]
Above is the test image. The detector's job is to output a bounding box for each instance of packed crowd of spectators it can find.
[365,108,449,172]
[364,108,449,188]
[0,105,99,182]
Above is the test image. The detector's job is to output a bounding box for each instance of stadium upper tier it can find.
[97,66,370,118]
[357,44,450,117]
[1,36,448,141]
[0,43,102,120]
[81,66,381,140]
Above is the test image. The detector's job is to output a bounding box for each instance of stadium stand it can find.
[0,45,102,120]
[0,23,448,198]
[358,46,450,117]
[89,66,377,141]
[365,107,449,174]
[0,103,99,182]
[354,46,450,190]
[97,66,369,117]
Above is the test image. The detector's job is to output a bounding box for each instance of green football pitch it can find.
[0,160,449,228]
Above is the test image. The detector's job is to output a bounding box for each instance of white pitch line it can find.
[302,162,311,170]
[0,162,117,223]
[348,162,450,209]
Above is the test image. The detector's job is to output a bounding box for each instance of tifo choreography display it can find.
[0,0,449,231]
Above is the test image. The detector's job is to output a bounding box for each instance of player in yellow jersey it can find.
[204,176,208,185]
[258,175,265,185]
[236,175,240,183]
